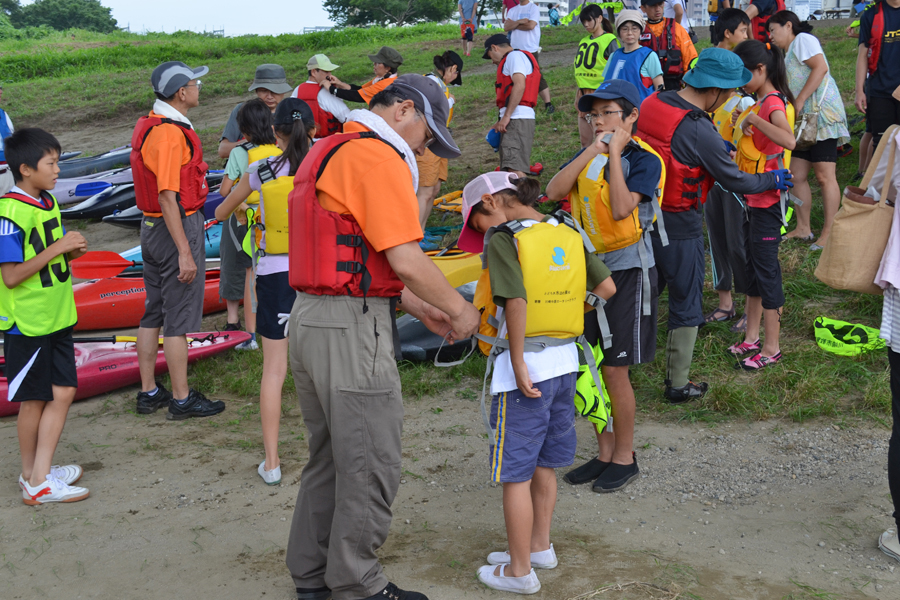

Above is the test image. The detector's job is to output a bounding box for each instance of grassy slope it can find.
[13,23,888,423]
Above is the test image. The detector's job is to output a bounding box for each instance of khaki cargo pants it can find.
[285,292,403,600]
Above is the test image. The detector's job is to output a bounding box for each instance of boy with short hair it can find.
[714,8,751,50]
[547,79,665,493]
[0,128,89,505]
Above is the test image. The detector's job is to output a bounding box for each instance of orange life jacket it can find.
[130,116,208,214]
[636,92,713,213]
[287,131,404,300]
[495,50,541,109]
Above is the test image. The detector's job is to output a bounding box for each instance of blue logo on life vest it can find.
[550,247,570,271]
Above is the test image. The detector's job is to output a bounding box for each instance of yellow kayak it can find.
[428,249,481,288]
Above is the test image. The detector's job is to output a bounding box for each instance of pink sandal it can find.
[727,339,761,356]
[739,352,782,371]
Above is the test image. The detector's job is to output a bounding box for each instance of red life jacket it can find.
[294,82,342,138]
[751,0,786,43]
[495,50,541,109]
[867,2,885,76]
[130,116,209,214]
[640,19,684,79]
[288,131,405,299]
[636,92,713,212]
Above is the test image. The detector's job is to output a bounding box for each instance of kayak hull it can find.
[428,250,482,289]
[55,168,134,205]
[60,184,136,220]
[58,148,131,179]
[0,331,251,417]
[73,269,228,331]
[398,283,476,362]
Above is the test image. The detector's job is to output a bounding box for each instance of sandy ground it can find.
[4,29,896,599]
[1,384,896,600]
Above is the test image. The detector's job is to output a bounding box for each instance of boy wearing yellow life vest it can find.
[215,98,316,486]
[704,8,753,331]
[546,79,665,493]
[458,172,615,594]
[0,128,91,505]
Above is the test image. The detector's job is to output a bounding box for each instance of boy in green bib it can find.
[0,128,90,505]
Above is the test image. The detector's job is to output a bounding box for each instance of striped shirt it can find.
[881,285,900,352]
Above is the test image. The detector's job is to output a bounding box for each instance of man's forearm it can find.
[387,242,469,320]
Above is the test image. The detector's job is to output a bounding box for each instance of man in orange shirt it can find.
[130,61,224,421]
[641,0,699,90]
[285,75,480,600]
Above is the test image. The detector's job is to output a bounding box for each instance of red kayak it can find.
[0,331,251,417]
[73,269,229,331]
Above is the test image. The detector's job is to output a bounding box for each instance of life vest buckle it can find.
[337,234,364,248]
[336,261,364,274]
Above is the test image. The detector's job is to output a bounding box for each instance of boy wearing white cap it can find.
[291,54,350,140]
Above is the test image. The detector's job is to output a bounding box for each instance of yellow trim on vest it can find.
[259,174,292,255]
[733,95,795,174]
[569,137,665,254]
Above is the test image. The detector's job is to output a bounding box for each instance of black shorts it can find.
[867,95,900,147]
[791,138,837,164]
[744,203,785,310]
[3,327,77,402]
[651,233,706,330]
[584,267,658,367]
[255,271,297,340]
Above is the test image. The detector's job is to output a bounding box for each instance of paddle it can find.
[73,181,112,197]
[71,251,140,279]
[70,335,205,344]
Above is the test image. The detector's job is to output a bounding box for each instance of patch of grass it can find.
[782,579,841,600]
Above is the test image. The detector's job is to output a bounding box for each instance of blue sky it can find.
[100,0,334,36]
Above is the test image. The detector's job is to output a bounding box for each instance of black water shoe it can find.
[592,453,639,493]
[363,582,429,600]
[136,383,172,414]
[563,458,610,485]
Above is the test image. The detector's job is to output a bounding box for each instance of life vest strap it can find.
[585,292,613,349]
[257,163,277,184]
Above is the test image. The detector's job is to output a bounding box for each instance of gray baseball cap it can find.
[367,46,404,69]
[388,74,460,159]
[248,64,293,94]
[151,61,209,97]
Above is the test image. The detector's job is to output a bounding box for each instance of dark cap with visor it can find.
[388,74,460,159]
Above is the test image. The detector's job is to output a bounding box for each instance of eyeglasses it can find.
[583,110,624,124]
[185,80,203,91]
[415,110,435,149]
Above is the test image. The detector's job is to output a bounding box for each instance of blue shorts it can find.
[489,373,577,483]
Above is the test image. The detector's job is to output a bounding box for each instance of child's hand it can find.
[56,231,87,255]
[235,202,250,226]
[592,132,610,155]
[730,107,741,126]
[740,112,758,137]
[607,127,632,154]
[512,360,541,398]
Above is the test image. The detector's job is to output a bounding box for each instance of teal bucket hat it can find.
[682,48,752,90]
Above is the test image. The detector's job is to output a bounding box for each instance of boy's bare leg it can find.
[529,466,556,553]
[501,480,534,577]
[596,365,635,465]
[28,385,76,486]
[18,400,44,482]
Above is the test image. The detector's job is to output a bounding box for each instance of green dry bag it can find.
[814,316,885,357]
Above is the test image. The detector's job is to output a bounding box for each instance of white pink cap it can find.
[458,172,520,253]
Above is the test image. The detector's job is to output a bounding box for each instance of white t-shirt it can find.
[507,1,541,53]
[664,0,688,27]
[290,81,351,138]
[499,50,536,120]
[790,32,828,69]
[489,218,579,395]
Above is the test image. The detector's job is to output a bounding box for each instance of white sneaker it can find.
[236,339,259,351]
[21,474,89,505]
[487,544,558,569]
[19,465,83,492]
[258,461,281,485]
[879,529,900,563]
[477,564,541,594]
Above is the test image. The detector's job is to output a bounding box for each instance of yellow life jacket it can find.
[236,142,282,205]
[711,92,752,143]
[255,161,291,255]
[569,136,666,254]
[428,73,453,126]
[733,92,795,174]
